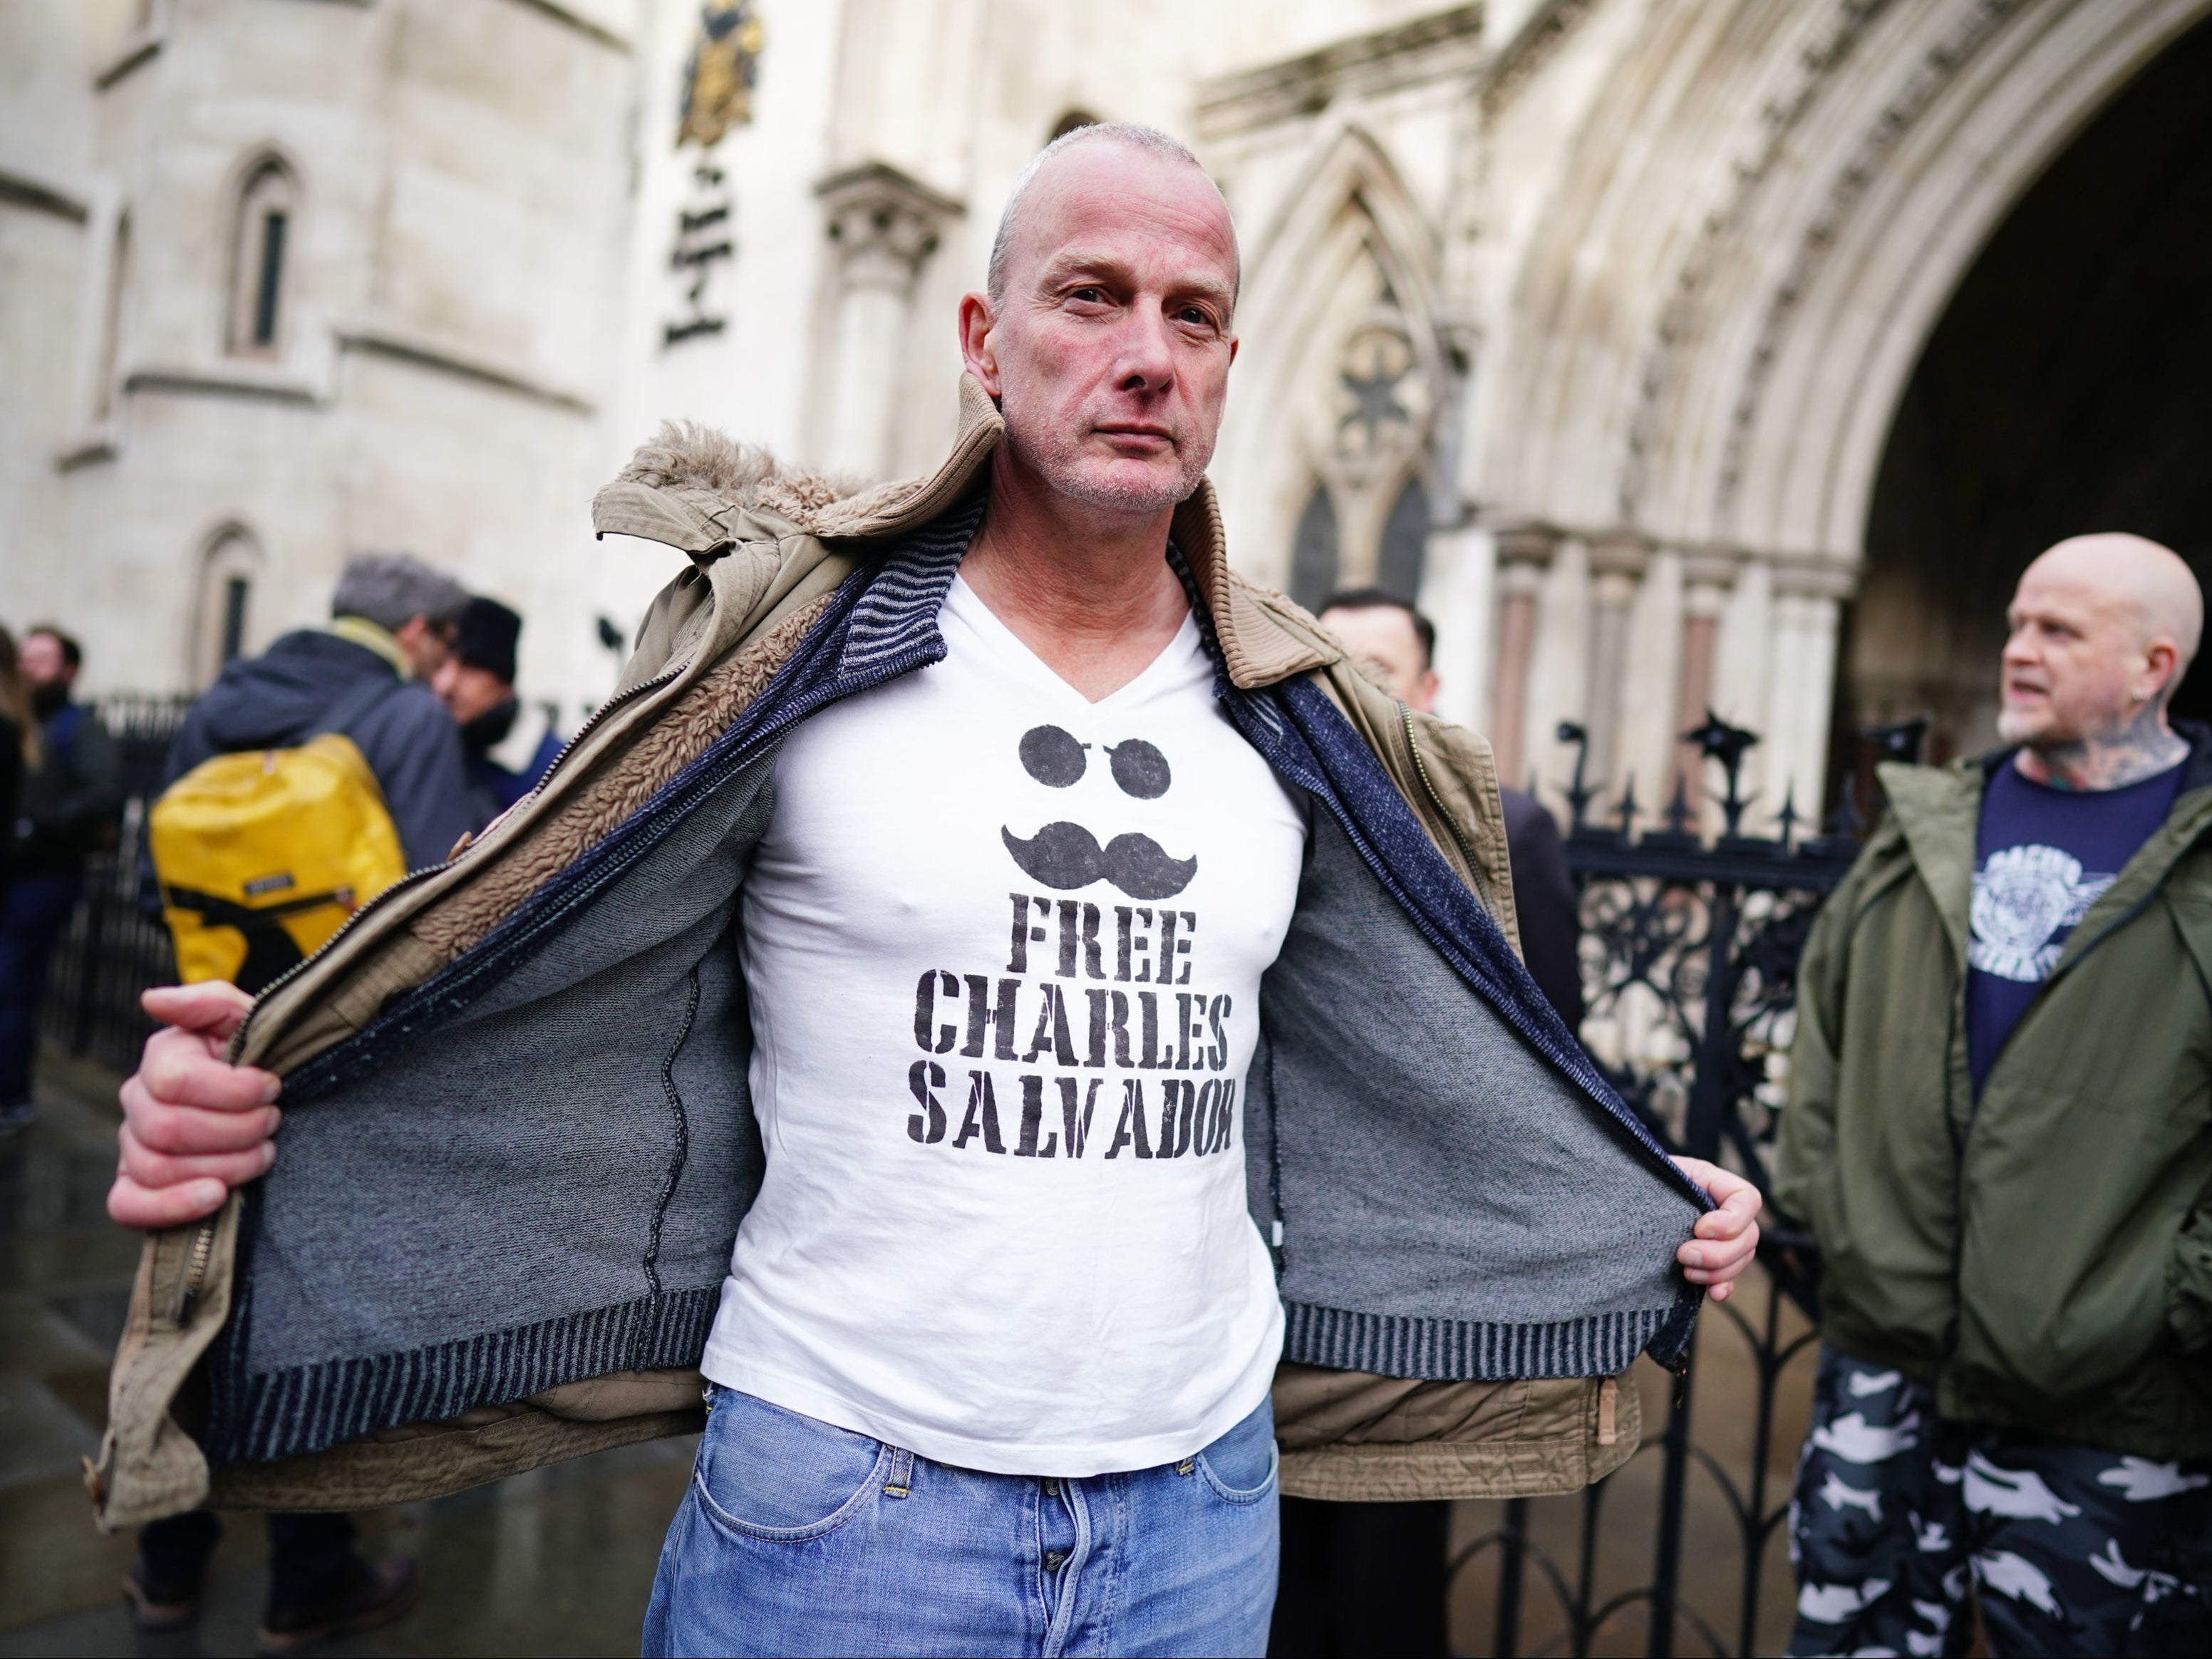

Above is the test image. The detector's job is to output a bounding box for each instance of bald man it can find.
[1776,534,2212,1656]
[100,123,1758,1658]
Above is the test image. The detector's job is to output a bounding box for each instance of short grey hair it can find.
[331,552,469,631]
[985,122,1238,306]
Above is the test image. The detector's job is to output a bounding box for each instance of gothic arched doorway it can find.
[1839,13,2212,771]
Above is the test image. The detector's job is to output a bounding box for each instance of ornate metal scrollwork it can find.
[1451,714,1925,1658]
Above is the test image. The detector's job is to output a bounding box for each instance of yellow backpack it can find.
[152,723,408,993]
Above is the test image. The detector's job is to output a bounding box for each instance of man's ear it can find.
[958,291,1001,398]
[2141,638,2181,704]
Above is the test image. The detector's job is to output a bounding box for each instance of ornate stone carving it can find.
[1333,321,1427,468]
[1618,0,1901,519]
[814,162,964,478]
[815,162,963,298]
[1712,0,2030,522]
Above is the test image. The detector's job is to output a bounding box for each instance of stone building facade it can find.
[5,0,2208,825]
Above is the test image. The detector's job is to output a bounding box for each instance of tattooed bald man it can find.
[1777,534,2212,1657]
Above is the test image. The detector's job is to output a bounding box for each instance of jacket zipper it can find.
[177,1215,216,1321]
[523,665,685,804]
[227,663,690,1061]
[1400,703,1492,911]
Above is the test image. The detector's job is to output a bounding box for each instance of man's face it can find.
[394,615,455,681]
[1997,559,2159,748]
[963,143,1239,516]
[1319,605,1439,714]
[20,633,71,691]
[432,657,512,726]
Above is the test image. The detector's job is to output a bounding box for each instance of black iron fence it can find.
[39,695,188,1074]
[1451,715,1921,1657]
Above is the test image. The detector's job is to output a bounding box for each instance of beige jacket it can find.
[91,377,1646,1529]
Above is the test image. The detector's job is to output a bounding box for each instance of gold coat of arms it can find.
[678,1,765,149]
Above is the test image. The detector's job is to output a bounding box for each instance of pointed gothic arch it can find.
[1470,0,2212,829]
[1212,123,1452,601]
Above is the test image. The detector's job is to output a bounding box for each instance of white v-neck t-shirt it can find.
[698,574,1307,1475]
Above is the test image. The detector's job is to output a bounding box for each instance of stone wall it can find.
[6,0,2206,812]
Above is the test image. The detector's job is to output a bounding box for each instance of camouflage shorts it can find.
[1786,1348,2212,1657]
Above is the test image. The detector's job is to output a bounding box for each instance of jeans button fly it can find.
[1044,1549,1067,1572]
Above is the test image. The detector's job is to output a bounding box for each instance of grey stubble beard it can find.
[999,394,1211,517]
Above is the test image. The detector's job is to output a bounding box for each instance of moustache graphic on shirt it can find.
[1000,822,1197,900]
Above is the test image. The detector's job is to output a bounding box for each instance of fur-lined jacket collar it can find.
[590,372,1337,694]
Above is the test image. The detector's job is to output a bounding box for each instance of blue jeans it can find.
[0,873,81,1105]
[642,1385,1279,1658]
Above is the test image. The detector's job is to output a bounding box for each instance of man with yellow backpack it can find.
[126,552,470,1649]
[155,554,472,998]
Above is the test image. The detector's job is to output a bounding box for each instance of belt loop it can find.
[884,1447,914,1499]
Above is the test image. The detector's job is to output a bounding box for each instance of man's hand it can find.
[1671,1156,1761,1303]
[108,983,281,1231]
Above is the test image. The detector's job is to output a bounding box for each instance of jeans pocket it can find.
[1196,1397,1278,1504]
[693,1387,889,1541]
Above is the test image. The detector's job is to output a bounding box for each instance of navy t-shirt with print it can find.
[1966,758,2183,1094]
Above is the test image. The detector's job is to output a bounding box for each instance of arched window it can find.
[1288,484,1340,611]
[192,528,263,685]
[1377,475,1429,601]
[228,160,296,355]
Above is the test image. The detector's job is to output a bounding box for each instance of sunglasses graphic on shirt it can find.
[1001,724,1196,900]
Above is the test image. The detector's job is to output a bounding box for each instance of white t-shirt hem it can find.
[699,1321,1283,1479]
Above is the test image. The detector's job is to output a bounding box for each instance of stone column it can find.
[1524,534,1591,810]
[1668,553,1737,802]
[815,162,963,480]
[1710,555,1774,831]
[1764,563,1853,830]
[1419,524,1493,735]
[1617,543,1683,825]
[1486,523,1554,792]
[1581,533,1648,800]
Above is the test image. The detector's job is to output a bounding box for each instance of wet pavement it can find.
[1444,1317,1819,1656]
[0,1051,694,1659]
[0,1048,1821,1657]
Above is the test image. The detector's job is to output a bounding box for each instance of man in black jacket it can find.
[1317,589,1583,1024]
[0,626,123,1128]
[434,596,564,832]
[165,553,473,872]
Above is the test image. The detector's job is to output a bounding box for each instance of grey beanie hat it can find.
[331,553,470,632]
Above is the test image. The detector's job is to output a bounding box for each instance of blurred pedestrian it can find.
[165,552,472,872]
[1281,588,1586,1659]
[1776,534,2211,1656]
[0,628,32,976]
[130,557,466,1648]
[1318,588,1583,1025]
[433,596,563,831]
[0,627,122,1129]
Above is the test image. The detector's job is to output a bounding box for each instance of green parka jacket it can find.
[1773,730,2212,1458]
